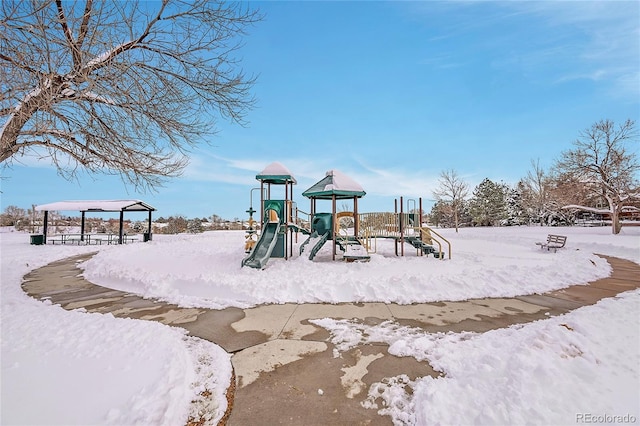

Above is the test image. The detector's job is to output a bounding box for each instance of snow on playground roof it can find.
[255,162,297,184]
[302,169,366,199]
[35,200,156,212]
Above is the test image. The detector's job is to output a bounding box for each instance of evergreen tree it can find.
[469,178,508,226]
[505,185,526,226]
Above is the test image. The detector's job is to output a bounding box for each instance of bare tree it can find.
[556,119,639,234]
[164,215,188,234]
[432,169,468,232]
[1,0,260,189]
[1,204,27,227]
[522,159,549,224]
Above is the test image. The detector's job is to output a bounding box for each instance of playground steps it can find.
[405,236,438,256]
[343,253,371,263]
[335,236,362,253]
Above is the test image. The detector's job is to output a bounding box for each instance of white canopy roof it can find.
[323,169,364,192]
[302,169,366,199]
[35,200,156,212]
[255,161,297,184]
[261,162,292,176]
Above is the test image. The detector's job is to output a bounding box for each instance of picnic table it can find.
[48,233,138,245]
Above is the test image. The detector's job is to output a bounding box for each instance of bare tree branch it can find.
[1,0,261,190]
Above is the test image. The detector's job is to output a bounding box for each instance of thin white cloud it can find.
[183,151,446,200]
[182,154,255,186]
[503,1,639,99]
[182,151,335,188]
[407,0,639,100]
[349,159,441,199]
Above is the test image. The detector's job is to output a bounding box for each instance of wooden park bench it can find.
[536,234,567,252]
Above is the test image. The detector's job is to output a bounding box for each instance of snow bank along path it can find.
[16,238,640,425]
[4,226,639,425]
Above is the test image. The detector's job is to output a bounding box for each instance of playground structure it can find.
[241,163,299,269]
[242,163,451,269]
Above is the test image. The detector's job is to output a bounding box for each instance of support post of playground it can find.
[400,196,405,257]
[419,198,423,256]
[332,194,337,261]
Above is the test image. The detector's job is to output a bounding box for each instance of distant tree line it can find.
[431,119,640,234]
[154,215,245,234]
[4,119,637,235]
[1,208,247,235]
[430,174,577,229]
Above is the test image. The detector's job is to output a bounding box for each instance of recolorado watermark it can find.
[576,413,637,424]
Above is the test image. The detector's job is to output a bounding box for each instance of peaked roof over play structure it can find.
[302,169,366,199]
[35,200,156,212]
[256,162,297,184]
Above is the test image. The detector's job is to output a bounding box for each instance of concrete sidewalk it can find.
[22,254,640,425]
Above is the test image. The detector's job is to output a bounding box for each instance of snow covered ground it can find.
[1,231,231,426]
[1,225,639,425]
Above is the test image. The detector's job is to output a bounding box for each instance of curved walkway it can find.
[22,254,640,426]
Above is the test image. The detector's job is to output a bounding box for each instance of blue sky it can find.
[2,1,639,220]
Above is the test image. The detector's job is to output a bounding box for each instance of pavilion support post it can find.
[81,212,86,241]
[119,211,124,244]
[148,210,153,241]
[43,211,49,244]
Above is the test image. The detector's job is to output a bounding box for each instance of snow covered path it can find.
[20,252,640,425]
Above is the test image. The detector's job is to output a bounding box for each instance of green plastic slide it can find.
[241,222,281,269]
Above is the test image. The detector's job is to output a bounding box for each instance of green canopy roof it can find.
[302,170,366,199]
[256,162,297,184]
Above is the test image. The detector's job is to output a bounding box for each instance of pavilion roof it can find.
[35,200,156,212]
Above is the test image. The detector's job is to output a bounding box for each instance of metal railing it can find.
[412,226,451,260]
[291,207,311,233]
[355,212,451,259]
